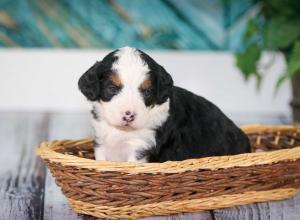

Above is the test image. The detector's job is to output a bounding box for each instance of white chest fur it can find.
[91,99,170,162]
[92,118,156,162]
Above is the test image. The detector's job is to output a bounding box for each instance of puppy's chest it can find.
[94,121,156,162]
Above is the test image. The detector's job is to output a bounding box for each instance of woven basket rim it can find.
[36,124,300,174]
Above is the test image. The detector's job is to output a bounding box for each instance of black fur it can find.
[78,50,119,101]
[138,49,173,105]
[139,86,251,162]
[137,50,251,162]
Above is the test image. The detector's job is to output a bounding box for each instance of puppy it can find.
[78,46,251,162]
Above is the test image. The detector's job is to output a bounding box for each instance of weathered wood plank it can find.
[0,112,49,220]
[43,113,91,220]
[139,212,214,220]
[278,192,300,219]
[213,192,300,220]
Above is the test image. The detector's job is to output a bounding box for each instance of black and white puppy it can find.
[78,47,251,163]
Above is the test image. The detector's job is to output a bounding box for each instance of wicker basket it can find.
[37,125,300,219]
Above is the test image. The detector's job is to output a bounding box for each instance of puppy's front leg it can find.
[94,145,106,161]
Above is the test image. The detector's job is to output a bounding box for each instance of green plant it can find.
[236,0,300,89]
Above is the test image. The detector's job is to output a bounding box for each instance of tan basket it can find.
[37,125,300,219]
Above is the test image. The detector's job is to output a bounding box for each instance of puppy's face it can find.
[78,47,173,130]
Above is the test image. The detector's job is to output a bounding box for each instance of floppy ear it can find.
[156,65,173,104]
[78,62,101,101]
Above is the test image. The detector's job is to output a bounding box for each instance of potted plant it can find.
[236,0,300,122]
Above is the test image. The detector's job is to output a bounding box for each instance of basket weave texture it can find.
[37,125,300,219]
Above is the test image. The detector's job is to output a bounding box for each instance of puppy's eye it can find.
[142,88,152,98]
[107,85,120,95]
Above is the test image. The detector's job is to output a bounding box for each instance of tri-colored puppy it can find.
[78,47,251,162]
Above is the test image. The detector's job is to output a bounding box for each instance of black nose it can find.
[123,111,136,122]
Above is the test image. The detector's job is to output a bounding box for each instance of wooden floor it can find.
[0,112,299,220]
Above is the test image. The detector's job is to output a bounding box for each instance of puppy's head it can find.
[78,46,173,129]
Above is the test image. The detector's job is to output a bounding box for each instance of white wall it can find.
[0,49,291,117]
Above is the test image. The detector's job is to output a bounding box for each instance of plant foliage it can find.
[236,0,300,89]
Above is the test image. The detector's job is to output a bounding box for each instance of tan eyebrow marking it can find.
[140,79,151,90]
[111,73,122,86]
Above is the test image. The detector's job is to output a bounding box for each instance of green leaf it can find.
[243,19,259,42]
[287,40,300,75]
[275,40,300,90]
[236,44,262,78]
[264,18,300,49]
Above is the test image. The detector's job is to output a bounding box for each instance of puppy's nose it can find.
[123,111,136,122]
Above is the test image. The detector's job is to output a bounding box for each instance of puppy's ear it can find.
[156,65,173,104]
[78,62,101,101]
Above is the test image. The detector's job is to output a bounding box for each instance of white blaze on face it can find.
[98,47,150,129]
